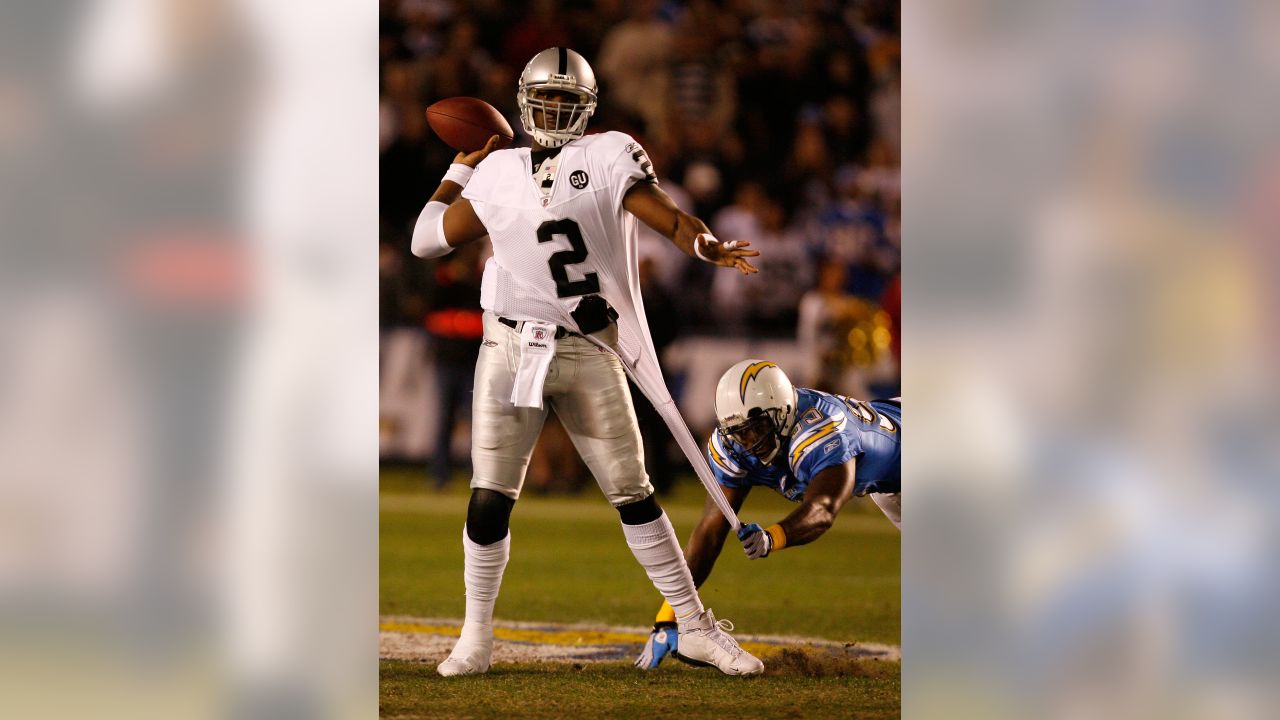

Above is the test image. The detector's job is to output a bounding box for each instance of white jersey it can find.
[463,131,657,366]
[462,130,744,530]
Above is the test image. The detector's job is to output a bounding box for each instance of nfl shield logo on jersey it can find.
[533,327,548,340]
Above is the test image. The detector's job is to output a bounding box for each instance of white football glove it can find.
[737,523,773,559]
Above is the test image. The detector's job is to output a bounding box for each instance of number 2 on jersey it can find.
[536,219,601,298]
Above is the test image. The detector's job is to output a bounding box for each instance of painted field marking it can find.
[380,616,900,663]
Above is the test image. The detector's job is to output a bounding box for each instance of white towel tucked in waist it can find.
[509,321,558,408]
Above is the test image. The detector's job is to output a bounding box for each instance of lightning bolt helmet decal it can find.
[738,361,779,402]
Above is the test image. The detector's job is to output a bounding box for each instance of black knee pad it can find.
[617,494,662,526]
[466,489,515,545]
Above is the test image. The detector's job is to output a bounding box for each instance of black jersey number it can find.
[536,219,601,298]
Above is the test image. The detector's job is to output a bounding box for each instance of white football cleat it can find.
[437,630,494,677]
[676,609,764,676]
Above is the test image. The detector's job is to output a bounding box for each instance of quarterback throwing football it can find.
[411,48,763,677]
[636,360,901,669]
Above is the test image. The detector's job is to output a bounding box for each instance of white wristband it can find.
[693,234,716,262]
[443,163,474,187]
[693,235,739,263]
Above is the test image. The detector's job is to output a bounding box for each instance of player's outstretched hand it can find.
[454,135,504,168]
[737,522,774,559]
[695,233,760,275]
[634,621,679,670]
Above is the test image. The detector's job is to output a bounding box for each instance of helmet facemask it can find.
[720,408,787,464]
[518,85,595,148]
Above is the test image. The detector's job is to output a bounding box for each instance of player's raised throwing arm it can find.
[622,182,760,275]
[409,135,503,258]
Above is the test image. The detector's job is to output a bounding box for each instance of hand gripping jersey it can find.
[707,389,901,501]
[463,131,744,528]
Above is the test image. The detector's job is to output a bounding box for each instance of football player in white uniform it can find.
[636,360,901,669]
[411,47,764,677]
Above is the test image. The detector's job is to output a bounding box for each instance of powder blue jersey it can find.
[706,389,901,501]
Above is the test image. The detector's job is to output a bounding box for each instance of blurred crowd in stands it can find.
[380,0,900,486]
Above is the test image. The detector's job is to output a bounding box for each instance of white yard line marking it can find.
[380,615,901,663]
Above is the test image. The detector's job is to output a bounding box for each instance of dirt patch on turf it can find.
[763,646,894,678]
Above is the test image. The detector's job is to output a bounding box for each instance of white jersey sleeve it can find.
[460,149,521,210]
[599,132,659,211]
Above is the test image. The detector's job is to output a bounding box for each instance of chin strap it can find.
[532,133,571,149]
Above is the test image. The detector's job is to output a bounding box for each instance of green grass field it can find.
[381,660,901,719]
[381,467,900,718]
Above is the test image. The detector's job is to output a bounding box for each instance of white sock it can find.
[621,512,704,623]
[459,526,510,642]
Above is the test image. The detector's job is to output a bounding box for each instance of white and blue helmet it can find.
[714,360,798,464]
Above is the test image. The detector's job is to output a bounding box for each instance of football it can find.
[425,97,515,154]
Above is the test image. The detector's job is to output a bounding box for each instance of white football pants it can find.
[469,312,653,506]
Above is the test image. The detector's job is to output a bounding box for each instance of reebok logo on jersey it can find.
[569,170,589,189]
[482,338,498,347]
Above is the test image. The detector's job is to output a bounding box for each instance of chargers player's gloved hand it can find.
[634,621,679,670]
[737,523,773,559]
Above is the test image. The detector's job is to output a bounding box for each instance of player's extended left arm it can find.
[737,460,858,559]
[621,182,760,274]
[409,135,501,258]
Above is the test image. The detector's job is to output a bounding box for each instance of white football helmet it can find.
[517,47,598,148]
[714,360,799,464]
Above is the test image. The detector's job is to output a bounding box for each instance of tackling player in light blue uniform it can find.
[636,359,901,670]
[708,385,900,503]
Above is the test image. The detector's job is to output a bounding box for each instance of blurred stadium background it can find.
[378,2,903,713]
[378,0,900,490]
[4,0,1276,716]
